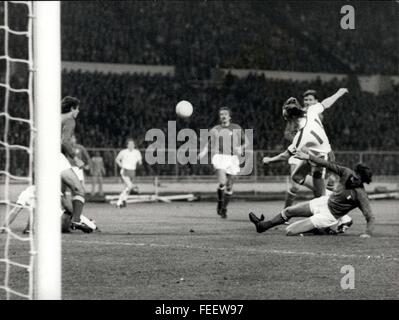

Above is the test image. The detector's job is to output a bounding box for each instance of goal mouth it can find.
[1,1,62,300]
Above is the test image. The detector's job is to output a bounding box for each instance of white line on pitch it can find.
[68,239,399,262]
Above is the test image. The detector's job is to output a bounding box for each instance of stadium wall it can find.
[61,61,175,76]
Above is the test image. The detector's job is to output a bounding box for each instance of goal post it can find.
[33,1,61,300]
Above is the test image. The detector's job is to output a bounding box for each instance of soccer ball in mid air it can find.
[176,100,193,118]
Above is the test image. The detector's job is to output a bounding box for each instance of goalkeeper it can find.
[249,148,375,237]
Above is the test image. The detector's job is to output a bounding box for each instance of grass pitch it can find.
[1,199,399,299]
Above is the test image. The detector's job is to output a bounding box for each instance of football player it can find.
[283,89,323,208]
[60,96,90,232]
[263,88,348,199]
[249,149,375,237]
[115,138,142,208]
[198,107,250,219]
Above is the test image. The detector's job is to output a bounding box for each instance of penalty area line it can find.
[68,239,399,262]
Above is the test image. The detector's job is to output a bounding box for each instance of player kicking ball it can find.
[249,148,375,237]
[198,107,249,219]
[283,89,335,208]
[263,88,348,200]
[115,138,142,208]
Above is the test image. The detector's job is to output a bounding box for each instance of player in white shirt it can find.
[263,88,348,198]
[283,89,323,208]
[115,138,143,208]
[1,185,98,234]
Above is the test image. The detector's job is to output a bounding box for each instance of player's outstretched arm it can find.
[263,150,291,164]
[295,150,345,176]
[321,88,349,109]
[357,189,376,237]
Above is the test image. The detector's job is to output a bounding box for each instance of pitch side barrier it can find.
[83,148,399,177]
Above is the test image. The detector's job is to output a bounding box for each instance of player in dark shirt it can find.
[198,107,249,218]
[60,96,91,233]
[249,148,375,237]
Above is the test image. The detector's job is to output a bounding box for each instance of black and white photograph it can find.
[0,0,398,307]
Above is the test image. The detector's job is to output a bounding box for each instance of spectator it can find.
[90,151,106,196]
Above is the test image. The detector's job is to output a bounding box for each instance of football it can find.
[176,100,193,118]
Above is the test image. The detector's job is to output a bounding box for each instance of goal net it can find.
[0,1,61,300]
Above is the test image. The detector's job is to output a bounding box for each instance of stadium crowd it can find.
[3,71,399,176]
[61,1,397,75]
[60,71,398,151]
[1,1,398,177]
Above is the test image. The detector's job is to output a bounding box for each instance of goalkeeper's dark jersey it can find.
[308,155,373,220]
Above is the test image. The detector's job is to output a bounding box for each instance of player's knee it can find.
[72,194,85,204]
[218,184,225,190]
[71,186,85,203]
[291,173,305,185]
[218,173,227,185]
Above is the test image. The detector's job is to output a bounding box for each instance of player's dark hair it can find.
[219,107,231,116]
[126,138,135,145]
[61,96,80,114]
[354,163,373,184]
[303,89,318,100]
[283,97,305,119]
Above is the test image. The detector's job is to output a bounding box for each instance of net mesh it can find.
[0,1,34,300]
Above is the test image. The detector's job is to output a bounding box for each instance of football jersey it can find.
[209,123,245,155]
[116,149,142,170]
[327,166,367,217]
[61,117,76,158]
[68,143,91,166]
[308,155,373,220]
[288,103,331,155]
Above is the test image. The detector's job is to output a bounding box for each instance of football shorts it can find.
[121,168,136,180]
[72,166,85,182]
[288,156,301,166]
[309,195,338,229]
[59,153,72,173]
[211,154,240,175]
